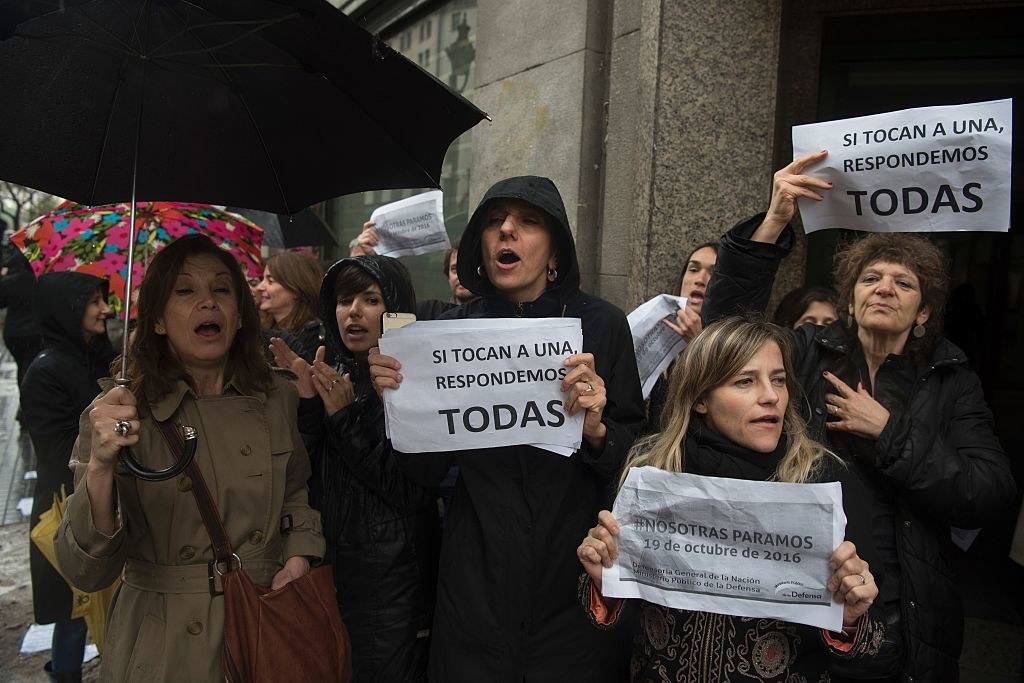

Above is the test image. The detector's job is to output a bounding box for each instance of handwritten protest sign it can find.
[603,467,846,631]
[627,294,688,400]
[793,98,1012,233]
[378,318,584,455]
[370,190,450,257]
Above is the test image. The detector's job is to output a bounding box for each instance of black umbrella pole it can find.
[113,175,197,480]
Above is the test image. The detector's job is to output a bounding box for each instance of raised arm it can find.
[703,151,831,326]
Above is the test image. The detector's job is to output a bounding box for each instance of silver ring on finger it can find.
[586,382,594,394]
[858,573,866,586]
[114,419,131,437]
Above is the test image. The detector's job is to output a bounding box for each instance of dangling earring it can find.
[476,266,483,277]
[546,267,558,282]
[237,319,243,330]
[912,323,926,338]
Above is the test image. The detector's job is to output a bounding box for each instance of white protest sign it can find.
[604,466,846,631]
[793,98,1012,233]
[370,190,451,256]
[627,294,688,400]
[378,318,584,454]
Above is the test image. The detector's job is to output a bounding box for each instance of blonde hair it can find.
[623,315,832,486]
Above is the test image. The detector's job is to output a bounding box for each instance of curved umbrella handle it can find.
[118,426,198,482]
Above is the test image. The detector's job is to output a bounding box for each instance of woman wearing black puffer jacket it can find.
[703,151,1016,682]
[272,255,439,683]
[22,272,115,682]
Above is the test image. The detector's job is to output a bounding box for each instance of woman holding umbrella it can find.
[53,235,324,681]
[22,272,115,683]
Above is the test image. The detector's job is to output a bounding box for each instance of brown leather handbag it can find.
[160,420,352,682]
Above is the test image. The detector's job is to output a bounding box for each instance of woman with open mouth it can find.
[369,175,646,682]
[52,235,324,681]
[645,241,720,434]
[272,255,440,682]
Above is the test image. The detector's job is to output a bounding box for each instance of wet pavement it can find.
[0,346,33,526]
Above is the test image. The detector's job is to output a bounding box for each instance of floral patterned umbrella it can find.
[10,201,263,319]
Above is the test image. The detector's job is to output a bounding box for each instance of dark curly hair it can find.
[832,233,948,359]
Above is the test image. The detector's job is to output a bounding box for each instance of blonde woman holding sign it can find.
[578,315,888,681]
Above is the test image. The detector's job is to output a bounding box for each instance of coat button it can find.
[178,545,196,560]
[240,444,252,456]
[909,601,916,609]
[177,475,192,492]
[187,620,203,636]
[248,530,264,545]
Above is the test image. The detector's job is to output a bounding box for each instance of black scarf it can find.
[683,419,787,483]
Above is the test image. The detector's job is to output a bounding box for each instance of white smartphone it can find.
[381,312,416,335]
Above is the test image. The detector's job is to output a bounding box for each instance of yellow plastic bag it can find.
[30,485,120,655]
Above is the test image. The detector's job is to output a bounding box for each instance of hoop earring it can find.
[547,267,558,282]
[912,323,926,338]
[476,266,483,277]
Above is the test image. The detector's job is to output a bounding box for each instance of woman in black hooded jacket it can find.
[273,255,439,683]
[370,176,646,682]
[22,271,115,682]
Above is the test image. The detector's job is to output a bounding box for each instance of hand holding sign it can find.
[753,150,832,242]
[827,540,877,628]
[577,510,621,592]
[368,347,402,397]
[561,352,608,450]
[369,190,450,257]
[664,304,702,344]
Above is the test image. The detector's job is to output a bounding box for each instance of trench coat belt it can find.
[123,558,281,594]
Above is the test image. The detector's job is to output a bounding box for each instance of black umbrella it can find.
[0,0,487,480]
[226,207,338,248]
[0,0,487,213]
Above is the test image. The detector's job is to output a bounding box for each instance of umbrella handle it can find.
[117,427,198,482]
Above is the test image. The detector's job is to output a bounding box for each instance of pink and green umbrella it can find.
[11,201,263,319]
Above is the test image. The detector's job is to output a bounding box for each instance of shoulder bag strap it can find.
[156,419,234,562]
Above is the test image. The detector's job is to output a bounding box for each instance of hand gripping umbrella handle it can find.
[118,425,198,482]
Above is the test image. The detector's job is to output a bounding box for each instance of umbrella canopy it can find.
[10,201,263,318]
[226,206,338,248]
[0,0,488,214]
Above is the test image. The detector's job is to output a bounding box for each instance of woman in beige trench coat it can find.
[54,235,325,682]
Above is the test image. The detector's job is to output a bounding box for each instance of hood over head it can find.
[319,255,416,365]
[33,271,110,354]
[457,176,579,300]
